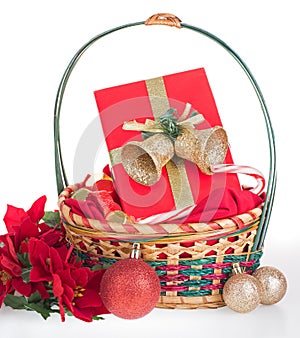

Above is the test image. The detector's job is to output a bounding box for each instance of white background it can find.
[0,0,299,337]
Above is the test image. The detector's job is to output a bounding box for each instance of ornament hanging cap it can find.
[130,243,141,259]
[232,262,243,275]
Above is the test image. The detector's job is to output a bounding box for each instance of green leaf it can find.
[190,110,199,117]
[90,264,106,271]
[162,108,176,119]
[43,211,61,228]
[141,131,155,140]
[4,294,27,309]
[24,302,51,320]
[17,252,31,268]
[28,291,42,303]
[21,267,32,283]
[92,315,105,321]
[4,293,53,320]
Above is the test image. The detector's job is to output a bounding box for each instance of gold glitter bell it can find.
[121,134,174,186]
[174,126,228,175]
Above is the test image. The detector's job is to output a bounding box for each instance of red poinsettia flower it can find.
[28,238,109,321]
[0,195,64,304]
[0,269,11,306]
[3,195,65,253]
[0,234,49,306]
[38,223,65,248]
[3,196,46,242]
[65,269,110,321]
[0,235,15,305]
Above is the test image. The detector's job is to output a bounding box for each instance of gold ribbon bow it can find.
[120,103,229,186]
[122,103,205,134]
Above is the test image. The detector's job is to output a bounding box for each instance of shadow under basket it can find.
[59,184,263,309]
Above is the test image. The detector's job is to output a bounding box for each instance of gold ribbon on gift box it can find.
[110,76,229,210]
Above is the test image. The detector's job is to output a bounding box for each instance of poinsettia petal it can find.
[28,238,49,266]
[52,273,64,297]
[38,228,62,247]
[26,195,47,223]
[62,284,74,303]
[0,255,22,276]
[5,235,19,263]
[15,219,40,247]
[12,277,32,296]
[74,288,103,308]
[86,269,106,290]
[71,269,109,318]
[58,268,77,290]
[38,222,52,232]
[58,297,66,322]
[70,268,90,288]
[70,306,94,322]
[30,265,52,282]
[32,282,50,299]
[28,238,52,281]
[3,205,29,232]
[19,241,29,253]
[71,298,109,322]
[49,247,64,273]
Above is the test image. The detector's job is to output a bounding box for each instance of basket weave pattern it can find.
[59,185,263,309]
[99,251,262,309]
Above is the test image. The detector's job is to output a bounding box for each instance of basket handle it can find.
[145,13,182,28]
[53,14,276,250]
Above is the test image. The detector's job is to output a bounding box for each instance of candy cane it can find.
[138,164,265,224]
[211,164,265,196]
[137,204,196,224]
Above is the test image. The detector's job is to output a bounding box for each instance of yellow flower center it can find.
[74,285,85,298]
[72,286,86,306]
[0,270,12,286]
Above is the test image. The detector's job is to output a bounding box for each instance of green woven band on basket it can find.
[94,251,263,298]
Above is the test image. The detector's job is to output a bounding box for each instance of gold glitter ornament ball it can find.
[223,274,262,313]
[253,266,287,305]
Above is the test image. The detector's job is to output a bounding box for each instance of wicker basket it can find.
[54,14,276,310]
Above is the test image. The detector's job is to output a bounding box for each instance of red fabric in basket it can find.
[63,198,106,222]
[63,186,264,226]
[179,188,265,223]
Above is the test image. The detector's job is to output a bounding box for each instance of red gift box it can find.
[94,68,240,219]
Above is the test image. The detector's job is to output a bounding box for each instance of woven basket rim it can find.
[63,219,260,243]
[59,183,262,242]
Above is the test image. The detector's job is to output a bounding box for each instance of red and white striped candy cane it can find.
[137,164,265,224]
[211,164,265,196]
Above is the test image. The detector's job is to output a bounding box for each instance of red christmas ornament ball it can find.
[100,258,161,319]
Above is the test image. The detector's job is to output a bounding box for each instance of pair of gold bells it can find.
[121,125,228,186]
